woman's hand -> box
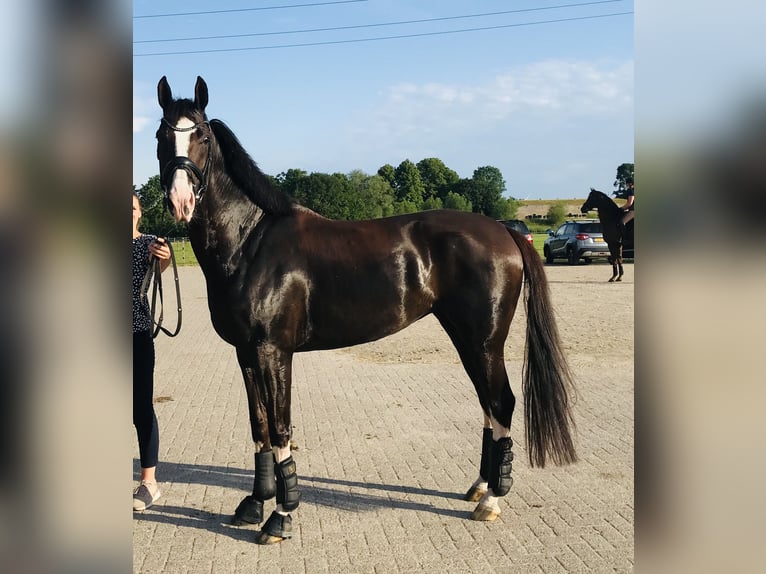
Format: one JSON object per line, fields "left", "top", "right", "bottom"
{"left": 149, "top": 238, "right": 172, "bottom": 272}
{"left": 148, "top": 238, "right": 171, "bottom": 260}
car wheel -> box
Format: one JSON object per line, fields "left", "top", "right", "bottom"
{"left": 567, "top": 247, "right": 578, "bottom": 265}
{"left": 544, "top": 246, "right": 554, "bottom": 264}
{"left": 583, "top": 258, "right": 592, "bottom": 264}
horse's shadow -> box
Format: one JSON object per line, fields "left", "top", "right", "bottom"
{"left": 133, "top": 460, "right": 470, "bottom": 540}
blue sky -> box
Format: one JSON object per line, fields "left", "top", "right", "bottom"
{"left": 133, "top": 0, "right": 634, "bottom": 200}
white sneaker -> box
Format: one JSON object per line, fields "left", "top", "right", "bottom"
{"left": 133, "top": 480, "right": 161, "bottom": 511}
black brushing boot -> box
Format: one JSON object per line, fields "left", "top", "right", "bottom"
{"left": 259, "top": 511, "right": 293, "bottom": 542}
{"left": 257, "top": 456, "right": 300, "bottom": 544}
{"left": 233, "top": 450, "right": 276, "bottom": 526}
{"left": 488, "top": 437, "right": 514, "bottom": 496}
{"left": 275, "top": 456, "right": 301, "bottom": 511}
{"left": 463, "top": 428, "right": 494, "bottom": 501}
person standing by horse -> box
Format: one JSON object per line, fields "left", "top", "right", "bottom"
{"left": 132, "top": 191, "right": 172, "bottom": 510}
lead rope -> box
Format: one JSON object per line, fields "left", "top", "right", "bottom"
{"left": 140, "top": 241, "right": 182, "bottom": 338}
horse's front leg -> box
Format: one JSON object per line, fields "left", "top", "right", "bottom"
{"left": 258, "top": 444, "right": 300, "bottom": 544}
{"left": 232, "top": 347, "right": 276, "bottom": 528}
{"left": 608, "top": 254, "right": 618, "bottom": 282}
{"left": 248, "top": 344, "right": 300, "bottom": 546}
{"left": 615, "top": 246, "right": 624, "bottom": 282}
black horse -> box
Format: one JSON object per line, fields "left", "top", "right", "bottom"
{"left": 156, "top": 76, "right": 577, "bottom": 544}
{"left": 581, "top": 188, "right": 634, "bottom": 282}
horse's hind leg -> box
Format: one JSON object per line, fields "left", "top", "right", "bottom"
{"left": 471, "top": 373, "right": 516, "bottom": 522}
{"left": 463, "top": 414, "right": 493, "bottom": 502}
{"left": 463, "top": 408, "right": 516, "bottom": 521}
{"left": 437, "top": 311, "right": 518, "bottom": 521}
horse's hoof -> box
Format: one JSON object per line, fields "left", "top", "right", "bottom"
{"left": 232, "top": 495, "right": 264, "bottom": 527}
{"left": 257, "top": 510, "right": 292, "bottom": 543}
{"left": 608, "top": 278, "right": 616, "bottom": 283}
{"left": 463, "top": 486, "right": 487, "bottom": 502}
{"left": 616, "top": 277, "right": 622, "bottom": 282}
{"left": 232, "top": 516, "right": 261, "bottom": 527}
{"left": 471, "top": 505, "right": 500, "bottom": 522}
{"left": 257, "top": 532, "right": 287, "bottom": 545}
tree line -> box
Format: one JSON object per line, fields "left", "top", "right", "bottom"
{"left": 135, "top": 158, "right": 634, "bottom": 238}
{"left": 134, "top": 158, "right": 519, "bottom": 237}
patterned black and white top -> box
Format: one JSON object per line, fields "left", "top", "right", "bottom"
{"left": 133, "top": 234, "right": 157, "bottom": 333}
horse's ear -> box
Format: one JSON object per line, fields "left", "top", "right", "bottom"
{"left": 158, "top": 76, "right": 173, "bottom": 110}
{"left": 590, "top": 187, "right": 596, "bottom": 192}
{"left": 194, "top": 76, "right": 208, "bottom": 111}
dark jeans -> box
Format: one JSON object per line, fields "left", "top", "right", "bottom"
{"left": 133, "top": 330, "right": 159, "bottom": 469}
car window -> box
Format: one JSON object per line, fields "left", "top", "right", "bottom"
{"left": 502, "top": 220, "right": 530, "bottom": 234}
{"left": 577, "top": 223, "right": 602, "bottom": 233}
{"left": 556, "top": 224, "right": 567, "bottom": 236}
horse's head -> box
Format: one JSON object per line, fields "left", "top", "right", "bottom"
{"left": 580, "top": 188, "right": 599, "bottom": 214}
{"left": 156, "top": 76, "right": 213, "bottom": 222}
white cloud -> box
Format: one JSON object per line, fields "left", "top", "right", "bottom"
{"left": 367, "top": 59, "right": 633, "bottom": 138}
{"left": 334, "top": 58, "right": 634, "bottom": 196}
{"left": 133, "top": 84, "right": 157, "bottom": 134}
{"left": 133, "top": 82, "right": 160, "bottom": 183}
{"left": 133, "top": 116, "right": 150, "bottom": 133}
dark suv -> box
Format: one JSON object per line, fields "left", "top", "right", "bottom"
{"left": 499, "top": 219, "right": 533, "bottom": 244}
{"left": 543, "top": 220, "right": 610, "bottom": 264}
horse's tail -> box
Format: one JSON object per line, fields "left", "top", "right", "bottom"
{"left": 507, "top": 230, "right": 578, "bottom": 468}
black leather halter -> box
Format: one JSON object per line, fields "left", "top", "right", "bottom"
{"left": 160, "top": 117, "right": 212, "bottom": 202}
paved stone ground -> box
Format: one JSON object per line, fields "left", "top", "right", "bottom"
{"left": 133, "top": 264, "right": 634, "bottom": 573}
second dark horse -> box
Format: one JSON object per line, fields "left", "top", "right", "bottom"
{"left": 156, "top": 76, "right": 577, "bottom": 544}
{"left": 581, "top": 188, "right": 634, "bottom": 282}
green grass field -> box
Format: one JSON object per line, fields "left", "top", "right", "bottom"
{"left": 170, "top": 239, "right": 198, "bottom": 266}
{"left": 532, "top": 234, "right": 547, "bottom": 258}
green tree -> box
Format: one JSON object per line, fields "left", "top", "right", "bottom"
{"left": 451, "top": 178, "right": 480, "bottom": 211}
{"left": 416, "top": 158, "right": 459, "bottom": 202}
{"left": 494, "top": 197, "right": 520, "bottom": 220}
{"left": 300, "top": 172, "right": 353, "bottom": 219}
{"left": 546, "top": 202, "right": 567, "bottom": 227}
{"left": 393, "top": 160, "right": 426, "bottom": 208}
{"left": 471, "top": 165, "right": 508, "bottom": 218}
{"left": 347, "top": 170, "right": 396, "bottom": 219}
{"left": 613, "top": 163, "right": 635, "bottom": 199}
{"left": 442, "top": 191, "right": 472, "bottom": 212}
{"left": 275, "top": 168, "right": 308, "bottom": 200}
{"left": 392, "top": 200, "right": 420, "bottom": 215}
{"left": 421, "top": 197, "right": 444, "bottom": 210}
{"left": 377, "top": 164, "right": 396, "bottom": 188}
{"left": 453, "top": 166, "right": 511, "bottom": 218}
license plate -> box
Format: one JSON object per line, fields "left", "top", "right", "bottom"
{"left": 594, "top": 237, "right": 604, "bottom": 242}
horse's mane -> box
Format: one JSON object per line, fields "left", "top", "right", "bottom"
{"left": 589, "top": 188, "right": 621, "bottom": 215}
{"left": 209, "top": 118, "right": 295, "bottom": 216}
{"left": 590, "top": 188, "right": 613, "bottom": 202}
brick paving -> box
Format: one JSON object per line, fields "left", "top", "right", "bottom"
{"left": 133, "top": 265, "right": 634, "bottom": 573}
